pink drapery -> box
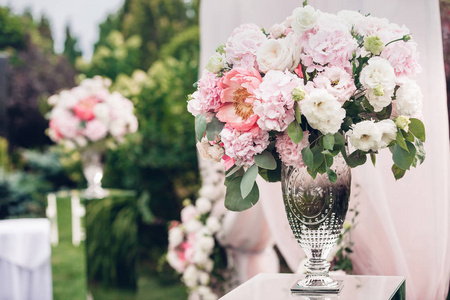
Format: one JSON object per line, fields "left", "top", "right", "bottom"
{"left": 200, "top": 1, "right": 450, "bottom": 299}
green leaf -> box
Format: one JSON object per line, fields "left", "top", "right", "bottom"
{"left": 259, "top": 158, "right": 282, "bottom": 182}
{"left": 326, "top": 167, "right": 337, "bottom": 183}
{"left": 312, "top": 145, "right": 325, "bottom": 171}
{"left": 294, "top": 103, "right": 302, "bottom": 124}
{"left": 301, "top": 146, "right": 314, "bottom": 170}
{"left": 409, "top": 118, "right": 426, "bottom": 142}
{"left": 195, "top": 114, "right": 207, "bottom": 141}
{"left": 345, "top": 150, "right": 367, "bottom": 168}
{"left": 323, "top": 134, "right": 335, "bottom": 150}
{"left": 254, "top": 151, "right": 277, "bottom": 170}
{"left": 391, "top": 164, "right": 406, "bottom": 180}
{"left": 225, "top": 167, "right": 244, "bottom": 186}
{"left": 412, "top": 139, "right": 426, "bottom": 167}
{"left": 392, "top": 141, "right": 416, "bottom": 170}
{"left": 287, "top": 121, "right": 303, "bottom": 144}
{"left": 324, "top": 153, "right": 334, "bottom": 167}
{"left": 370, "top": 152, "right": 376, "bottom": 166}
{"left": 402, "top": 130, "right": 415, "bottom": 143}
{"left": 240, "top": 164, "right": 258, "bottom": 198}
{"left": 396, "top": 130, "right": 408, "bottom": 151}
{"left": 225, "top": 165, "right": 242, "bottom": 177}
{"left": 206, "top": 117, "right": 225, "bottom": 141}
{"left": 225, "top": 177, "right": 259, "bottom": 211}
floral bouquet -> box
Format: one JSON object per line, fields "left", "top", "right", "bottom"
{"left": 167, "top": 199, "right": 223, "bottom": 300}
{"left": 47, "top": 76, "right": 138, "bottom": 149}
{"left": 187, "top": 3, "right": 426, "bottom": 212}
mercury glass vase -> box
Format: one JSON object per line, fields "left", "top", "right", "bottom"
{"left": 281, "top": 154, "right": 351, "bottom": 294}
{"left": 81, "top": 146, "right": 109, "bottom": 199}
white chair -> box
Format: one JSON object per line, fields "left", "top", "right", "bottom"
{"left": 0, "top": 218, "right": 53, "bottom": 300}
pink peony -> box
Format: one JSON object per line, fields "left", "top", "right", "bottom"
{"left": 187, "top": 72, "right": 223, "bottom": 116}
{"left": 83, "top": 120, "right": 108, "bottom": 141}
{"left": 225, "top": 23, "right": 267, "bottom": 70}
{"left": 276, "top": 131, "right": 310, "bottom": 168}
{"left": 300, "top": 14, "right": 358, "bottom": 72}
{"left": 51, "top": 111, "right": 80, "bottom": 140}
{"left": 216, "top": 68, "right": 262, "bottom": 132}
{"left": 220, "top": 125, "right": 270, "bottom": 167}
{"left": 253, "top": 70, "right": 303, "bottom": 132}
{"left": 313, "top": 66, "right": 356, "bottom": 103}
{"left": 73, "top": 96, "right": 101, "bottom": 121}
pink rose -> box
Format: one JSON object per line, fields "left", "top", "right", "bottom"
{"left": 73, "top": 96, "right": 101, "bottom": 121}
{"left": 83, "top": 119, "right": 108, "bottom": 141}
{"left": 216, "top": 68, "right": 262, "bottom": 132}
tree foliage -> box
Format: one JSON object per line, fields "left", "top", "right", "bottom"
{"left": 63, "top": 25, "right": 82, "bottom": 66}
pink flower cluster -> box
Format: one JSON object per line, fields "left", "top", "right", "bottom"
{"left": 47, "top": 76, "right": 138, "bottom": 148}
{"left": 187, "top": 72, "right": 222, "bottom": 116}
{"left": 276, "top": 131, "right": 310, "bottom": 168}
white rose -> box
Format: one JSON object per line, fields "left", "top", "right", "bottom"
{"left": 377, "top": 119, "right": 397, "bottom": 148}
{"left": 48, "top": 95, "right": 59, "bottom": 106}
{"left": 74, "top": 136, "right": 88, "bottom": 148}
{"left": 366, "top": 89, "right": 394, "bottom": 112}
{"left": 185, "top": 219, "right": 203, "bottom": 233}
{"left": 269, "top": 23, "right": 286, "bottom": 39}
{"left": 349, "top": 120, "right": 382, "bottom": 152}
{"left": 204, "top": 259, "right": 214, "bottom": 272}
{"left": 291, "top": 5, "right": 319, "bottom": 34}
{"left": 256, "top": 33, "right": 301, "bottom": 73}
{"left": 396, "top": 80, "right": 423, "bottom": 116}
{"left": 301, "top": 89, "right": 346, "bottom": 134}
{"left": 93, "top": 103, "right": 110, "bottom": 123}
{"left": 199, "top": 184, "right": 221, "bottom": 200}
{"left": 195, "top": 197, "right": 212, "bottom": 214}
{"left": 168, "top": 227, "right": 184, "bottom": 247}
{"left": 193, "top": 250, "right": 209, "bottom": 265}
{"left": 206, "top": 216, "right": 221, "bottom": 233}
{"left": 197, "top": 235, "right": 215, "bottom": 252}
{"left": 167, "top": 250, "right": 184, "bottom": 273}
{"left": 205, "top": 53, "right": 226, "bottom": 73}
{"left": 207, "top": 144, "right": 224, "bottom": 163}
{"left": 183, "top": 265, "right": 199, "bottom": 288}
{"left": 360, "top": 57, "right": 396, "bottom": 91}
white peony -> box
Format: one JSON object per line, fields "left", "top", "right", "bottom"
{"left": 168, "top": 227, "right": 184, "bottom": 247}
{"left": 366, "top": 89, "right": 394, "bottom": 112}
{"left": 195, "top": 197, "right": 212, "bottom": 214}
{"left": 256, "top": 33, "right": 301, "bottom": 73}
{"left": 377, "top": 119, "right": 397, "bottom": 148}
{"left": 205, "top": 53, "right": 226, "bottom": 73}
{"left": 396, "top": 79, "right": 423, "bottom": 116}
{"left": 337, "top": 10, "right": 365, "bottom": 30}
{"left": 206, "top": 216, "right": 221, "bottom": 233}
{"left": 360, "top": 57, "right": 396, "bottom": 92}
{"left": 301, "top": 89, "right": 346, "bottom": 134}
{"left": 291, "top": 5, "right": 320, "bottom": 34}
{"left": 183, "top": 265, "right": 199, "bottom": 288}
{"left": 349, "top": 120, "right": 382, "bottom": 152}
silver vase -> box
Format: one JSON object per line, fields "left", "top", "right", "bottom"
{"left": 81, "top": 146, "right": 109, "bottom": 199}
{"left": 281, "top": 154, "right": 351, "bottom": 294}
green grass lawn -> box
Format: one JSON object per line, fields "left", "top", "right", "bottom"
{"left": 51, "top": 196, "right": 187, "bottom": 300}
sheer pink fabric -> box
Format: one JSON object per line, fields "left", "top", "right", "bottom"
{"left": 200, "top": 1, "right": 450, "bottom": 299}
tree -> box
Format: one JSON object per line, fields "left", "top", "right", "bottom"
{"left": 0, "top": 6, "right": 25, "bottom": 50}
{"left": 63, "top": 24, "right": 82, "bottom": 66}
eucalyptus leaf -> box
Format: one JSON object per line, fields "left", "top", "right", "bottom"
{"left": 225, "top": 165, "right": 242, "bottom": 178}
{"left": 195, "top": 114, "right": 207, "bottom": 141}
{"left": 409, "top": 118, "right": 426, "bottom": 142}
{"left": 326, "top": 167, "right": 337, "bottom": 183}
{"left": 287, "top": 121, "right": 303, "bottom": 144}
{"left": 254, "top": 151, "right": 277, "bottom": 170}
{"left": 206, "top": 117, "right": 225, "bottom": 140}
{"left": 240, "top": 165, "right": 258, "bottom": 198}
{"left": 323, "top": 134, "right": 335, "bottom": 150}
{"left": 392, "top": 141, "right": 416, "bottom": 170}
{"left": 312, "top": 145, "right": 325, "bottom": 171}
{"left": 396, "top": 131, "right": 408, "bottom": 151}
{"left": 391, "top": 164, "right": 406, "bottom": 180}
{"left": 302, "top": 146, "right": 314, "bottom": 170}
{"left": 225, "top": 177, "right": 259, "bottom": 212}
{"left": 345, "top": 150, "right": 367, "bottom": 168}
{"left": 225, "top": 167, "right": 244, "bottom": 186}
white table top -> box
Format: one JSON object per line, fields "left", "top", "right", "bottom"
{"left": 221, "top": 273, "right": 405, "bottom": 300}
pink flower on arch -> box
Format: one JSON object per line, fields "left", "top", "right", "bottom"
{"left": 73, "top": 96, "right": 101, "bottom": 121}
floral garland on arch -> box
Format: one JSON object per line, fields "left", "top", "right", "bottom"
{"left": 187, "top": 3, "right": 426, "bottom": 212}
{"left": 47, "top": 76, "right": 138, "bottom": 149}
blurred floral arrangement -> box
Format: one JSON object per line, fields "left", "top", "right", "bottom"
{"left": 167, "top": 198, "right": 223, "bottom": 300}
{"left": 187, "top": 3, "right": 426, "bottom": 212}
{"left": 47, "top": 76, "right": 138, "bottom": 149}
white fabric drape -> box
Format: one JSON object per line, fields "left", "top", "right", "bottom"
{"left": 199, "top": 1, "right": 450, "bottom": 299}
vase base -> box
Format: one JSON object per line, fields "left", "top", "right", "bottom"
{"left": 291, "top": 280, "right": 343, "bottom": 294}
